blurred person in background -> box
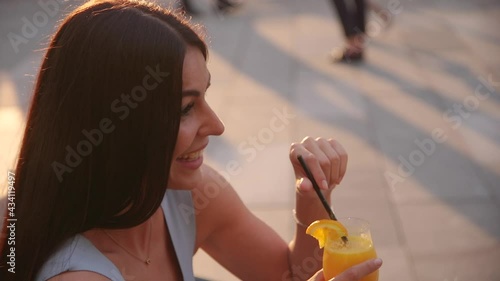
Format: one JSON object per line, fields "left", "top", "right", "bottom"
{"left": 328, "top": 0, "right": 392, "bottom": 63}
{"left": 329, "top": 0, "right": 367, "bottom": 62}
{"left": 0, "top": 1, "right": 382, "bottom": 280}
{"left": 180, "top": 0, "right": 242, "bottom": 15}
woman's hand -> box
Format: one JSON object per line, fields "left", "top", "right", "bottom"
{"left": 290, "top": 137, "right": 348, "bottom": 193}
{"left": 288, "top": 137, "right": 350, "bottom": 277}
{"left": 307, "top": 258, "right": 382, "bottom": 281}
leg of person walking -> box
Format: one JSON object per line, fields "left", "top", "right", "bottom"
{"left": 216, "top": 0, "right": 242, "bottom": 13}
{"left": 329, "top": 0, "right": 366, "bottom": 63}
{"left": 330, "top": 0, "right": 353, "bottom": 38}
{"left": 180, "top": 0, "right": 242, "bottom": 15}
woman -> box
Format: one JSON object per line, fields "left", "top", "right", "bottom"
{"left": 0, "top": 1, "right": 381, "bottom": 280}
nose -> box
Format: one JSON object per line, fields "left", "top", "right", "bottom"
{"left": 199, "top": 105, "right": 225, "bottom": 137}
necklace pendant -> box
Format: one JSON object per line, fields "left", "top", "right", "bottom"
{"left": 145, "top": 258, "right": 151, "bottom": 265}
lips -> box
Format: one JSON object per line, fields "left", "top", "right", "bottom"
{"left": 177, "top": 149, "right": 204, "bottom": 161}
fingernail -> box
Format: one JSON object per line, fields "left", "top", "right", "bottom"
{"left": 322, "top": 180, "right": 328, "bottom": 190}
{"left": 373, "top": 258, "right": 383, "bottom": 266}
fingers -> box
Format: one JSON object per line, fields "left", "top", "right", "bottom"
{"left": 307, "top": 269, "right": 325, "bottom": 281}
{"left": 290, "top": 137, "right": 348, "bottom": 191}
{"left": 333, "top": 258, "right": 383, "bottom": 281}
{"left": 308, "top": 259, "right": 382, "bottom": 281}
{"left": 317, "top": 138, "right": 340, "bottom": 187}
{"left": 328, "top": 138, "right": 348, "bottom": 184}
{"left": 298, "top": 144, "right": 329, "bottom": 190}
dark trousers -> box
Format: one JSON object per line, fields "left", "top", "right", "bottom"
{"left": 330, "top": 0, "right": 366, "bottom": 38}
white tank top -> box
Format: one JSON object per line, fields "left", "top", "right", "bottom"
{"left": 36, "top": 189, "right": 197, "bottom": 281}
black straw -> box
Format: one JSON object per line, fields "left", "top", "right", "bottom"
{"left": 297, "top": 155, "right": 338, "bottom": 221}
{"left": 297, "top": 155, "right": 348, "bottom": 243}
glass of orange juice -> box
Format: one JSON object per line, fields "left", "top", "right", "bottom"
{"left": 322, "top": 217, "right": 378, "bottom": 281}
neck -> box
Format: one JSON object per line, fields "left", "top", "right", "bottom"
{"left": 102, "top": 210, "right": 158, "bottom": 254}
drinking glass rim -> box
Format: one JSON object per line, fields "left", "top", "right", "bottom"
{"left": 337, "top": 217, "right": 371, "bottom": 233}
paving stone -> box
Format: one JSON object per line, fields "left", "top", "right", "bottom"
{"left": 398, "top": 200, "right": 500, "bottom": 257}
{"left": 2, "top": 1, "right": 500, "bottom": 281}
{"left": 413, "top": 246, "right": 500, "bottom": 281}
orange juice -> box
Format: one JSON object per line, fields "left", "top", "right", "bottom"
{"left": 306, "top": 218, "right": 379, "bottom": 281}
{"left": 323, "top": 235, "right": 378, "bottom": 281}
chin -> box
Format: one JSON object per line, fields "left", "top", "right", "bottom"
{"left": 168, "top": 167, "right": 204, "bottom": 190}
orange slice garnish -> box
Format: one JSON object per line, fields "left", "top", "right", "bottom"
{"left": 306, "top": 219, "right": 348, "bottom": 248}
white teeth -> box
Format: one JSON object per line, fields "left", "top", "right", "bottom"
{"left": 178, "top": 149, "right": 203, "bottom": 160}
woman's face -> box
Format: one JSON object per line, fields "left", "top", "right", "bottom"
{"left": 168, "top": 46, "right": 225, "bottom": 189}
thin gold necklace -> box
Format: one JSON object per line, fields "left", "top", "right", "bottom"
{"left": 103, "top": 218, "right": 152, "bottom": 265}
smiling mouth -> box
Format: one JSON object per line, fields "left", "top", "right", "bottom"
{"left": 177, "top": 149, "right": 204, "bottom": 161}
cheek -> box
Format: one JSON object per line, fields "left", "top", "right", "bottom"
{"left": 173, "top": 124, "right": 192, "bottom": 157}
{"left": 173, "top": 133, "right": 185, "bottom": 158}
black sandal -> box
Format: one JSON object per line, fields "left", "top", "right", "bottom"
{"left": 330, "top": 48, "right": 364, "bottom": 63}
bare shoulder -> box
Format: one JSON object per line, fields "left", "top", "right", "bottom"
{"left": 194, "top": 164, "right": 249, "bottom": 245}
{"left": 47, "top": 271, "right": 111, "bottom": 281}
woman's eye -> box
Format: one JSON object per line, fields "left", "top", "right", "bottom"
{"left": 181, "top": 102, "right": 195, "bottom": 116}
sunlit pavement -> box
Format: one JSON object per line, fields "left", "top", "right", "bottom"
{"left": 1, "top": 0, "right": 499, "bottom": 280}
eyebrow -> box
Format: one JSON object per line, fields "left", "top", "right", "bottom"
{"left": 182, "top": 73, "right": 211, "bottom": 97}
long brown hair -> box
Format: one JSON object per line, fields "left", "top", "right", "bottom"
{"left": 0, "top": 1, "right": 207, "bottom": 280}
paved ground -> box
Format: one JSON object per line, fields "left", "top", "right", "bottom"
{"left": 1, "top": 0, "right": 499, "bottom": 280}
